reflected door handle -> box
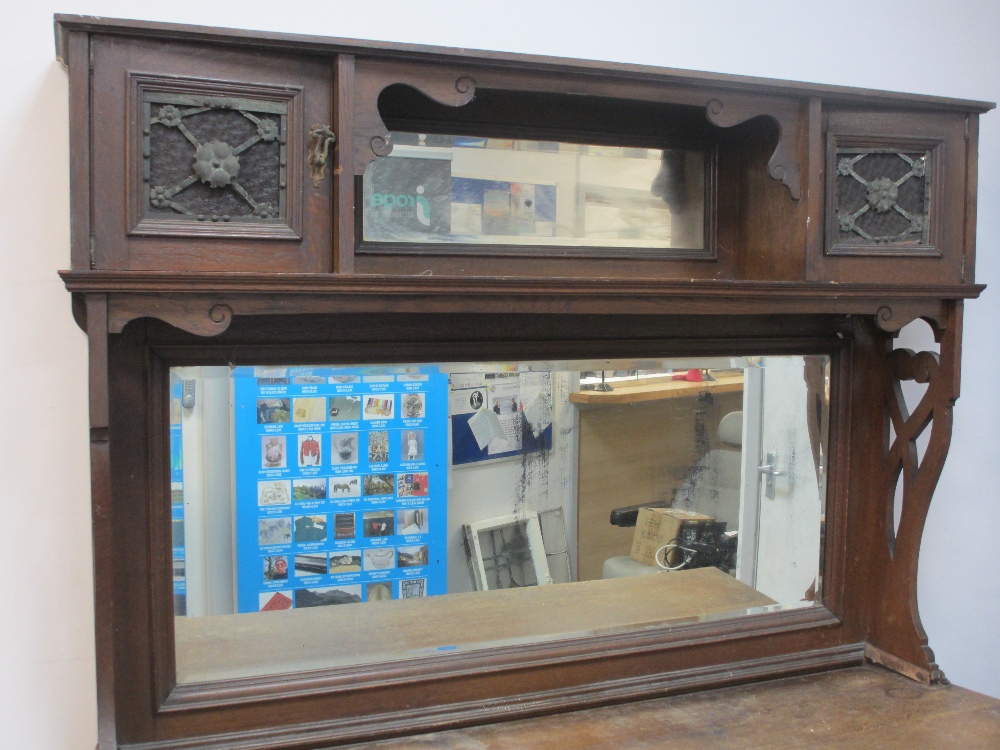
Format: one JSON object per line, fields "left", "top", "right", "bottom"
{"left": 758, "top": 452, "right": 785, "bottom": 499}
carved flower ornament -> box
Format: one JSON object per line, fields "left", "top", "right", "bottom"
{"left": 866, "top": 177, "right": 899, "bottom": 213}
{"left": 257, "top": 118, "right": 279, "bottom": 142}
{"left": 253, "top": 202, "right": 278, "bottom": 219}
{"left": 193, "top": 141, "right": 240, "bottom": 188}
{"left": 149, "top": 185, "right": 171, "bottom": 208}
{"left": 157, "top": 104, "right": 182, "bottom": 127}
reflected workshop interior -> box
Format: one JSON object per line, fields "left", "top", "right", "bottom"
{"left": 170, "top": 356, "right": 829, "bottom": 683}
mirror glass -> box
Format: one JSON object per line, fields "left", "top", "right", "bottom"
{"left": 362, "top": 133, "right": 706, "bottom": 250}
{"left": 170, "top": 355, "right": 828, "bottom": 683}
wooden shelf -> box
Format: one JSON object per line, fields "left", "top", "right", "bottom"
{"left": 570, "top": 373, "right": 744, "bottom": 405}
{"left": 175, "top": 567, "right": 774, "bottom": 683}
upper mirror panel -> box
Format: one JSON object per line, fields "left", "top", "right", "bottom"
{"left": 171, "top": 355, "right": 828, "bottom": 683}
{"left": 362, "top": 133, "right": 707, "bottom": 252}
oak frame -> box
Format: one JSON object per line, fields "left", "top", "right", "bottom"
{"left": 54, "top": 13, "right": 991, "bottom": 750}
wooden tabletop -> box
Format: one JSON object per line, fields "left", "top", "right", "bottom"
{"left": 340, "top": 665, "right": 1000, "bottom": 749}
{"left": 569, "top": 373, "right": 744, "bottom": 405}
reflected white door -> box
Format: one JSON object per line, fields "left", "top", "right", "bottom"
{"left": 738, "top": 357, "right": 823, "bottom": 603}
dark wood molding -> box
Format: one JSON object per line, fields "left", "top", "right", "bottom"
{"left": 66, "top": 30, "right": 91, "bottom": 270}
{"left": 85, "top": 296, "right": 117, "bottom": 750}
{"left": 54, "top": 15, "right": 995, "bottom": 115}
{"left": 127, "top": 644, "right": 863, "bottom": 749}
{"left": 59, "top": 271, "right": 986, "bottom": 298}
{"left": 161, "top": 606, "right": 841, "bottom": 712}
{"left": 56, "top": 272, "right": 982, "bottom": 338}
{"left": 334, "top": 55, "right": 355, "bottom": 274}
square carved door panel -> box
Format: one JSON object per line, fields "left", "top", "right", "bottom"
{"left": 814, "top": 109, "right": 971, "bottom": 284}
{"left": 134, "top": 74, "right": 298, "bottom": 237}
{"left": 90, "top": 37, "right": 333, "bottom": 272}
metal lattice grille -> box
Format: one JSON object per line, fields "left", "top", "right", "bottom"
{"left": 143, "top": 92, "right": 288, "bottom": 223}
{"left": 835, "top": 149, "right": 931, "bottom": 245}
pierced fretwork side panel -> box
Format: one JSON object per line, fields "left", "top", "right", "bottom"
{"left": 144, "top": 92, "right": 288, "bottom": 224}
{"left": 869, "top": 303, "right": 962, "bottom": 684}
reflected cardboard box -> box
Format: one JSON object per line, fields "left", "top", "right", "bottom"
{"left": 631, "top": 507, "right": 714, "bottom": 567}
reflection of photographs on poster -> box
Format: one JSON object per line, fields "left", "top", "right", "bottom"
{"left": 256, "top": 377, "right": 289, "bottom": 386}
{"left": 397, "top": 508, "right": 428, "bottom": 535}
{"left": 293, "top": 397, "right": 327, "bottom": 423}
{"left": 174, "top": 593, "right": 187, "bottom": 616}
{"left": 298, "top": 434, "right": 321, "bottom": 467}
{"left": 258, "top": 517, "right": 291, "bottom": 546}
{"left": 330, "top": 432, "right": 359, "bottom": 465}
{"left": 400, "top": 578, "right": 427, "bottom": 598}
{"left": 363, "top": 510, "right": 395, "bottom": 537}
{"left": 259, "top": 591, "right": 293, "bottom": 612}
{"left": 292, "top": 375, "right": 325, "bottom": 385}
{"left": 469, "top": 390, "right": 484, "bottom": 410}
{"left": 397, "top": 472, "right": 429, "bottom": 497}
{"left": 401, "top": 392, "right": 426, "bottom": 418}
{"left": 257, "top": 398, "right": 290, "bottom": 423}
{"left": 172, "top": 519, "right": 185, "bottom": 548}
{"left": 329, "top": 396, "right": 361, "bottom": 421}
{"left": 398, "top": 545, "right": 429, "bottom": 568}
{"left": 329, "top": 476, "right": 360, "bottom": 498}
{"left": 328, "top": 550, "right": 361, "bottom": 573}
{"left": 171, "top": 482, "right": 184, "bottom": 505}
{"left": 363, "top": 394, "right": 395, "bottom": 420}
{"left": 397, "top": 373, "right": 428, "bottom": 382}
{"left": 262, "top": 435, "right": 286, "bottom": 468}
{"left": 295, "top": 585, "right": 362, "bottom": 608}
{"left": 294, "top": 515, "right": 327, "bottom": 544}
{"left": 292, "top": 478, "right": 326, "bottom": 501}
{"left": 401, "top": 430, "right": 424, "bottom": 462}
{"left": 366, "top": 582, "right": 393, "bottom": 602}
{"left": 173, "top": 558, "right": 185, "bottom": 581}
{"left": 490, "top": 389, "right": 520, "bottom": 415}
{"left": 294, "top": 552, "right": 328, "bottom": 576}
{"left": 363, "top": 474, "right": 395, "bottom": 496}
{"left": 368, "top": 431, "right": 389, "bottom": 463}
{"left": 329, "top": 375, "right": 359, "bottom": 384}
{"left": 171, "top": 396, "right": 182, "bottom": 425}
{"left": 263, "top": 555, "right": 288, "bottom": 581}
{"left": 258, "top": 480, "right": 291, "bottom": 506}
{"left": 334, "top": 513, "right": 356, "bottom": 539}
{"left": 363, "top": 547, "right": 396, "bottom": 571}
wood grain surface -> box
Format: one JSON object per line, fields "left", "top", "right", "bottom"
{"left": 175, "top": 567, "right": 775, "bottom": 683}
{"left": 337, "top": 665, "right": 1000, "bottom": 749}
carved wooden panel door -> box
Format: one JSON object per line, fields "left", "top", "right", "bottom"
{"left": 89, "top": 37, "right": 334, "bottom": 272}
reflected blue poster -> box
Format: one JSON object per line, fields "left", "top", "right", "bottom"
{"left": 232, "top": 366, "right": 448, "bottom": 613}
{"left": 169, "top": 374, "right": 186, "bottom": 615}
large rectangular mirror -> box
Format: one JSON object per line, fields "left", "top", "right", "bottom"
{"left": 170, "top": 355, "right": 828, "bottom": 683}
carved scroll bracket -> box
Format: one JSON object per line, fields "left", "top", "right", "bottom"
{"left": 353, "top": 61, "right": 477, "bottom": 174}
{"left": 706, "top": 96, "right": 802, "bottom": 200}
{"left": 869, "top": 300, "right": 963, "bottom": 684}
{"left": 874, "top": 304, "right": 948, "bottom": 339}
{"left": 108, "top": 299, "right": 234, "bottom": 337}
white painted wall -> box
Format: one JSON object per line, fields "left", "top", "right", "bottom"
{"left": 2, "top": 2, "right": 997, "bottom": 747}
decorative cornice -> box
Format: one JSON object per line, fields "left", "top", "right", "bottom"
{"left": 58, "top": 271, "right": 986, "bottom": 300}
{"left": 54, "top": 15, "right": 994, "bottom": 114}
